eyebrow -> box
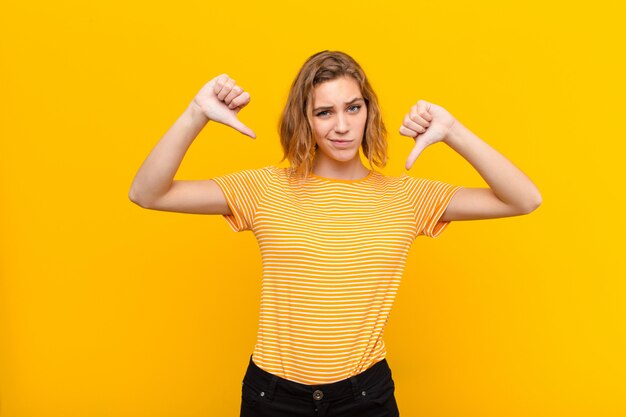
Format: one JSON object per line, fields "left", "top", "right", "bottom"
{"left": 313, "top": 97, "right": 365, "bottom": 112}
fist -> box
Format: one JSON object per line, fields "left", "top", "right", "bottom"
{"left": 399, "top": 99, "right": 457, "bottom": 170}
{"left": 192, "top": 74, "right": 256, "bottom": 139}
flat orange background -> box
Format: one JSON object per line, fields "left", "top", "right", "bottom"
{"left": 1, "top": 0, "right": 625, "bottom": 416}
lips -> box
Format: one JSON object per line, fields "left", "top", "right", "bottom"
{"left": 329, "top": 139, "right": 353, "bottom": 148}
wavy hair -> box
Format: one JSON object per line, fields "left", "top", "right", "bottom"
{"left": 277, "top": 50, "right": 388, "bottom": 182}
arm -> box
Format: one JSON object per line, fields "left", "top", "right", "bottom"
{"left": 128, "top": 102, "right": 208, "bottom": 206}
{"left": 128, "top": 74, "right": 255, "bottom": 213}
{"left": 400, "top": 99, "right": 542, "bottom": 222}
{"left": 440, "top": 120, "right": 543, "bottom": 221}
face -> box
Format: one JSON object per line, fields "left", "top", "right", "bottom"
{"left": 310, "top": 76, "right": 367, "bottom": 165}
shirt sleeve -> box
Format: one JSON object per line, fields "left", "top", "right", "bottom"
{"left": 210, "top": 166, "right": 273, "bottom": 232}
{"left": 401, "top": 175, "right": 463, "bottom": 238}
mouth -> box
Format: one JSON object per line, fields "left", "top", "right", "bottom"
{"left": 329, "top": 139, "right": 353, "bottom": 143}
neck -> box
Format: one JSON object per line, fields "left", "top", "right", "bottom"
{"left": 311, "top": 156, "right": 370, "bottom": 181}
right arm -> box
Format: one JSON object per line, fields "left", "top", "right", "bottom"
{"left": 128, "top": 74, "right": 255, "bottom": 214}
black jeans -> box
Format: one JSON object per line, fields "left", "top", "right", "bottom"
{"left": 240, "top": 354, "right": 400, "bottom": 417}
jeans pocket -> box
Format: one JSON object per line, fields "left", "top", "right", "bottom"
{"left": 362, "top": 373, "right": 398, "bottom": 408}
{"left": 241, "top": 380, "right": 260, "bottom": 407}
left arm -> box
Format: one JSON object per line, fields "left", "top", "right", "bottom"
{"left": 400, "top": 99, "right": 542, "bottom": 222}
{"left": 440, "top": 120, "right": 543, "bottom": 221}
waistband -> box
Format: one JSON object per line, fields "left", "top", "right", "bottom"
{"left": 242, "top": 354, "right": 392, "bottom": 402}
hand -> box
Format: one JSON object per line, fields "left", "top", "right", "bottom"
{"left": 399, "top": 99, "right": 457, "bottom": 170}
{"left": 191, "top": 74, "right": 256, "bottom": 139}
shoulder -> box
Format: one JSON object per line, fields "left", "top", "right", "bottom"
{"left": 397, "top": 173, "right": 443, "bottom": 187}
{"left": 371, "top": 170, "right": 412, "bottom": 187}
{"left": 393, "top": 173, "right": 455, "bottom": 199}
{"left": 264, "top": 165, "right": 289, "bottom": 181}
{"left": 238, "top": 164, "right": 279, "bottom": 179}
{"left": 212, "top": 165, "right": 278, "bottom": 190}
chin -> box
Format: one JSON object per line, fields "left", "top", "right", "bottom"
{"left": 328, "top": 150, "right": 358, "bottom": 160}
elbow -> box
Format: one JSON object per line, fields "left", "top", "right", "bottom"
{"left": 129, "top": 194, "right": 142, "bottom": 207}
{"left": 522, "top": 193, "right": 543, "bottom": 214}
{"left": 128, "top": 188, "right": 148, "bottom": 208}
{"left": 128, "top": 187, "right": 138, "bottom": 204}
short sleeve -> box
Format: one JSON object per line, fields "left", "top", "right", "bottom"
{"left": 210, "top": 166, "right": 273, "bottom": 232}
{"left": 401, "top": 175, "right": 463, "bottom": 238}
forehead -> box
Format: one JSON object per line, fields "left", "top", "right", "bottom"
{"left": 313, "top": 76, "right": 362, "bottom": 103}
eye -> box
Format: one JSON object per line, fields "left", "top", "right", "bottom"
{"left": 316, "top": 105, "right": 361, "bottom": 117}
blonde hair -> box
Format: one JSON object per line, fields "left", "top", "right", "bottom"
{"left": 277, "top": 50, "right": 388, "bottom": 182}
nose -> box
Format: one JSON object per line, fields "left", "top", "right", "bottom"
{"left": 334, "top": 112, "right": 349, "bottom": 134}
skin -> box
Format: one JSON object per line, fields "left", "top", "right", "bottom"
{"left": 131, "top": 73, "right": 542, "bottom": 222}
{"left": 309, "top": 76, "right": 371, "bottom": 180}
{"left": 206, "top": 72, "right": 543, "bottom": 220}
{"left": 399, "top": 99, "right": 543, "bottom": 220}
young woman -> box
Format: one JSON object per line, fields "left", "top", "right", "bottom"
{"left": 129, "top": 50, "right": 542, "bottom": 417}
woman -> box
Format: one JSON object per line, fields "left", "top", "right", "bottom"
{"left": 129, "top": 50, "right": 542, "bottom": 417}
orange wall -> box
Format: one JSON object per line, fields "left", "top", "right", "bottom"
{"left": 1, "top": 0, "right": 624, "bottom": 416}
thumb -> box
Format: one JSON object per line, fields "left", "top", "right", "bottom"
{"left": 405, "top": 137, "right": 428, "bottom": 170}
{"left": 405, "top": 125, "right": 443, "bottom": 170}
{"left": 228, "top": 116, "right": 257, "bottom": 139}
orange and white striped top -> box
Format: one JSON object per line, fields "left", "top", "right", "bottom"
{"left": 211, "top": 165, "right": 462, "bottom": 385}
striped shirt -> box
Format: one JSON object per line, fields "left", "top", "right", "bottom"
{"left": 211, "top": 165, "right": 463, "bottom": 385}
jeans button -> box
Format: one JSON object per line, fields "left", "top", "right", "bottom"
{"left": 313, "top": 390, "right": 324, "bottom": 400}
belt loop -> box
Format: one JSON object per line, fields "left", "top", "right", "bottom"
{"left": 350, "top": 375, "right": 361, "bottom": 401}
